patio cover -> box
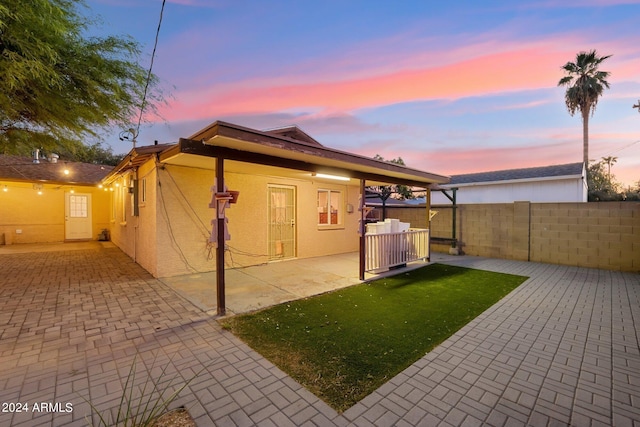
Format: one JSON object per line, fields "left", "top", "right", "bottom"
{"left": 135, "top": 121, "right": 450, "bottom": 315}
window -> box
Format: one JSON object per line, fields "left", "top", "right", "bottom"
{"left": 120, "top": 181, "right": 127, "bottom": 223}
{"left": 140, "top": 178, "right": 147, "bottom": 204}
{"left": 317, "top": 189, "right": 342, "bottom": 226}
{"left": 69, "top": 195, "right": 88, "bottom": 218}
{"left": 110, "top": 189, "right": 116, "bottom": 222}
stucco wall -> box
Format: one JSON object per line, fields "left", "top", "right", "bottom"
{"left": 110, "top": 161, "right": 360, "bottom": 278}
{"left": 108, "top": 162, "right": 159, "bottom": 276}
{"left": 0, "top": 181, "right": 110, "bottom": 244}
{"left": 386, "top": 202, "right": 640, "bottom": 272}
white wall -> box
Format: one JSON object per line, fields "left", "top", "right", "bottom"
{"left": 431, "top": 178, "right": 587, "bottom": 204}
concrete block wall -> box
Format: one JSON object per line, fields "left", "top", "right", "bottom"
{"left": 530, "top": 202, "right": 639, "bottom": 271}
{"left": 386, "top": 201, "right": 640, "bottom": 272}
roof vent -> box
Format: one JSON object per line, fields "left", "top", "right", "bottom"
{"left": 49, "top": 153, "right": 59, "bottom": 163}
{"left": 32, "top": 149, "right": 40, "bottom": 164}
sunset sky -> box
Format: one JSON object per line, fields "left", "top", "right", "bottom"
{"left": 89, "top": 0, "right": 640, "bottom": 186}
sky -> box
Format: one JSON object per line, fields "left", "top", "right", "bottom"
{"left": 89, "top": 0, "right": 640, "bottom": 187}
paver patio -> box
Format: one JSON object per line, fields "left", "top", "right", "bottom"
{"left": 0, "top": 242, "right": 638, "bottom": 426}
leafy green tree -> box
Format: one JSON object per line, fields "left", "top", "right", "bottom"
{"left": 587, "top": 160, "right": 622, "bottom": 201}
{"left": 558, "top": 50, "right": 611, "bottom": 167}
{"left": 367, "top": 155, "right": 417, "bottom": 220}
{"left": 0, "top": 0, "right": 163, "bottom": 162}
{"left": 371, "top": 155, "right": 415, "bottom": 200}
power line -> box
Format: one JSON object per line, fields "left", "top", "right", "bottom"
{"left": 134, "top": 0, "right": 166, "bottom": 146}
{"left": 596, "top": 139, "right": 640, "bottom": 158}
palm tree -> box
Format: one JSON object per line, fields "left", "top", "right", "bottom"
{"left": 602, "top": 155, "right": 617, "bottom": 184}
{"left": 558, "top": 50, "right": 611, "bottom": 167}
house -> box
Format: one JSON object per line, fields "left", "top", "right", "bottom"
{"left": 102, "top": 121, "right": 450, "bottom": 282}
{"left": 0, "top": 152, "right": 112, "bottom": 245}
{"left": 430, "top": 162, "right": 587, "bottom": 204}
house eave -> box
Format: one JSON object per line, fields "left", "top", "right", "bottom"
{"left": 437, "top": 174, "right": 584, "bottom": 188}
{"left": 177, "top": 121, "right": 449, "bottom": 187}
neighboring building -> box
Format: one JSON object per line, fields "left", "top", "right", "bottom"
{"left": 430, "top": 163, "right": 587, "bottom": 204}
{"left": 0, "top": 152, "right": 112, "bottom": 244}
{"left": 103, "top": 121, "right": 449, "bottom": 278}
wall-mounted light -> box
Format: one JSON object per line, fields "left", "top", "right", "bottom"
{"left": 2, "top": 185, "right": 8, "bottom": 192}
{"left": 312, "top": 173, "right": 350, "bottom": 181}
{"left": 33, "top": 183, "right": 43, "bottom": 195}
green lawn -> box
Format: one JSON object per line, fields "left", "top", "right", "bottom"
{"left": 222, "top": 263, "right": 527, "bottom": 412}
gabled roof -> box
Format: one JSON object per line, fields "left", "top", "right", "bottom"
{"left": 446, "top": 162, "right": 584, "bottom": 186}
{"left": 263, "top": 125, "right": 323, "bottom": 146}
{"left": 0, "top": 155, "right": 112, "bottom": 185}
{"left": 104, "top": 143, "right": 175, "bottom": 179}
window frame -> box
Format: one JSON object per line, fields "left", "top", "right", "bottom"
{"left": 317, "top": 188, "right": 343, "bottom": 229}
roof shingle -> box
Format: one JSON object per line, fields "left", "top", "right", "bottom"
{"left": 0, "top": 155, "right": 113, "bottom": 185}
{"left": 448, "top": 162, "right": 584, "bottom": 185}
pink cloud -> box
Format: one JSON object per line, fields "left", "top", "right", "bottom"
{"left": 160, "top": 45, "right": 578, "bottom": 121}
{"left": 397, "top": 142, "right": 578, "bottom": 177}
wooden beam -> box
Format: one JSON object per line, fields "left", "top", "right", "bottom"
{"left": 216, "top": 156, "right": 226, "bottom": 316}
{"left": 175, "top": 138, "right": 436, "bottom": 187}
{"left": 359, "top": 179, "right": 366, "bottom": 280}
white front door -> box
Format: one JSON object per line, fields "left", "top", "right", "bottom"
{"left": 65, "top": 192, "right": 92, "bottom": 240}
{"left": 268, "top": 185, "right": 296, "bottom": 260}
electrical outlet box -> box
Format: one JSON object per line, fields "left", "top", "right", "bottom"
{"left": 15, "top": 229, "right": 22, "bottom": 234}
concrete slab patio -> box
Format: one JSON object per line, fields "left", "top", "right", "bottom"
{"left": 159, "top": 252, "right": 428, "bottom": 315}
{"left": 0, "top": 242, "right": 639, "bottom": 426}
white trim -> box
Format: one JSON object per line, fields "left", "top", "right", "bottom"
{"left": 441, "top": 174, "right": 583, "bottom": 188}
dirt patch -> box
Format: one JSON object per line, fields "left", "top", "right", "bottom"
{"left": 152, "top": 408, "right": 196, "bottom": 427}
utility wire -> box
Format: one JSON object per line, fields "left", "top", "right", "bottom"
{"left": 134, "top": 0, "right": 166, "bottom": 145}
{"left": 595, "top": 139, "right": 640, "bottom": 158}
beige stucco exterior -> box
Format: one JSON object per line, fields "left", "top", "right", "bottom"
{"left": 107, "top": 159, "right": 361, "bottom": 278}
{"left": 0, "top": 181, "right": 110, "bottom": 245}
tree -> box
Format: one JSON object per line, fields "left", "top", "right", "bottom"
{"left": 558, "top": 50, "right": 611, "bottom": 167}
{"left": 367, "top": 155, "right": 416, "bottom": 220}
{"left": 634, "top": 100, "right": 640, "bottom": 113}
{"left": 0, "top": 0, "right": 163, "bottom": 161}
{"left": 601, "top": 155, "right": 617, "bottom": 185}
{"left": 587, "top": 160, "right": 622, "bottom": 201}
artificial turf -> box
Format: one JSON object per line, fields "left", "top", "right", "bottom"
{"left": 222, "top": 263, "right": 527, "bottom": 411}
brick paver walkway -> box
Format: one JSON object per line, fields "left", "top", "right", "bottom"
{"left": 0, "top": 244, "right": 638, "bottom": 426}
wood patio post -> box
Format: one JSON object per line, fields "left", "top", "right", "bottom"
{"left": 216, "top": 156, "right": 226, "bottom": 316}
{"left": 359, "top": 179, "right": 366, "bottom": 280}
{"left": 425, "top": 186, "right": 431, "bottom": 261}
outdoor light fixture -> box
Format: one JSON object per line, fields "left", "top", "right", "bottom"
{"left": 3, "top": 185, "right": 7, "bottom": 192}
{"left": 312, "top": 173, "right": 350, "bottom": 181}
